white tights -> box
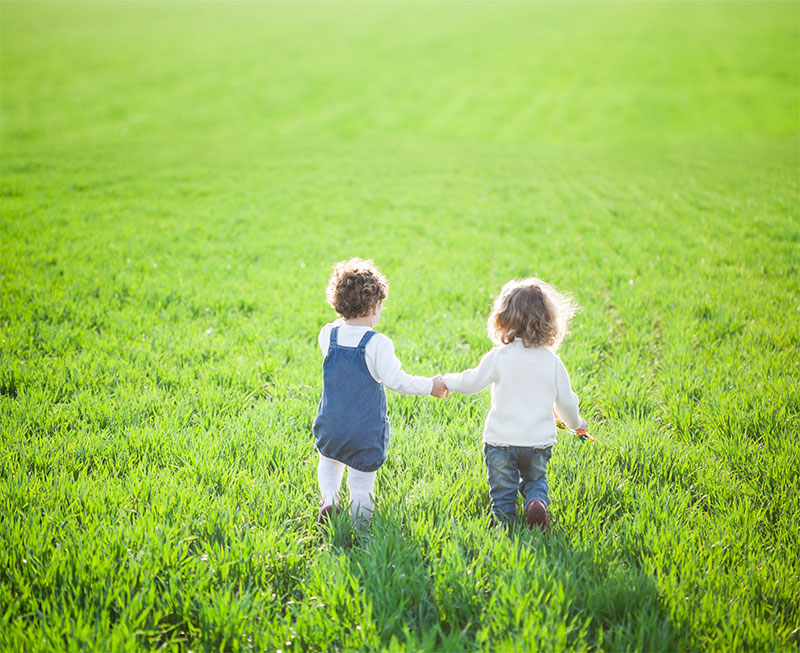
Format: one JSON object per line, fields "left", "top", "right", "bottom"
{"left": 317, "top": 454, "right": 377, "bottom": 524}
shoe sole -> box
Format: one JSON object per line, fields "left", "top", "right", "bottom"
{"left": 525, "top": 501, "right": 550, "bottom": 530}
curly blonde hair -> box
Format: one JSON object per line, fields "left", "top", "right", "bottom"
{"left": 487, "top": 278, "right": 578, "bottom": 350}
{"left": 326, "top": 258, "right": 389, "bottom": 319}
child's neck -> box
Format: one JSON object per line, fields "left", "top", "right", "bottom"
{"left": 344, "top": 316, "right": 374, "bottom": 327}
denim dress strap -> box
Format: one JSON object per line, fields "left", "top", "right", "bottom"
{"left": 357, "top": 329, "right": 377, "bottom": 350}
{"left": 330, "top": 326, "right": 340, "bottom": 347}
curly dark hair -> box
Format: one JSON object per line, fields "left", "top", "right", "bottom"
{"left": 325, "top": 258, "right": 389, "bottom": 319}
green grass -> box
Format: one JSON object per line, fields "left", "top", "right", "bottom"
{"left": 1, "top": 0, "right": 798, "bottom": 650}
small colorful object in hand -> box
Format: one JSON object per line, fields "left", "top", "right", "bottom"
{"left": 555, "top": 418, "right": 595, "bottom": 442}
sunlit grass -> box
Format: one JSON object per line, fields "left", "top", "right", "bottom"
{"left": 1, "top": 1, "right": 798, "bottom": 650}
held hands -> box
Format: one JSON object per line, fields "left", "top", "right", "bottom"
{"left": 431, "top": 375, "right": 450, "bottom": 399}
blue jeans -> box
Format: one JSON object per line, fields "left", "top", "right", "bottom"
{"left": 484, "top": 444, "right": 553, "bottom": 523}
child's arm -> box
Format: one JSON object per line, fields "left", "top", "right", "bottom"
{"left": 553, "top": 357, "right": 586, "bottom": 431}
{"left": 442, "top": 349, "right": 498, "bottom": 395}
{"left": 373, "top": 335, "right": 434, "bottom": 396}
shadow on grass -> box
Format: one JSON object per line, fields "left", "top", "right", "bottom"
{"left": 321, "top": 508, "right": 686, "bottom": 651}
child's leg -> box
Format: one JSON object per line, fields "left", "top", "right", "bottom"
{"left": 484, "top": 444, "right": 520, "bottom": 524}
{"left": 518, "top": 446, "right": 552, "bottom": 506}
{"left": 347, "top": 467, "right": 377, "bottom": 527}
{"left": 318, "top": 454, "right": 345, "bottom": 508}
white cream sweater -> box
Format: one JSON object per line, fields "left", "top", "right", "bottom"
{"left": 443, "top": 340, "right": 583, "bottom": 447}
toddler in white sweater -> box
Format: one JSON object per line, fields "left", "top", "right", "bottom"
{"left": 442, "top": 278, "right": 588, "bottom": 529}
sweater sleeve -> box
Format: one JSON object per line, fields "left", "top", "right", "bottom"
{"left": 442, "top": 349, "right": 498, "bottom": 395}
{"left": 318, "top": 324, "right": 330, "bottom": 354}
{"left": 372, "top": 335, "right": 433, "bottom": 396}
{"left": 553, "top": 356, "right": 582, "bottom": 429}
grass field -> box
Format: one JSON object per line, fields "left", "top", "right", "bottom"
{"left": 1, "top": 0, "right": 799, "bottom": 650}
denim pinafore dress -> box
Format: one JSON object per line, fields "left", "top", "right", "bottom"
{"left": 313, "top": 327, "right": 390, "bottom": 472}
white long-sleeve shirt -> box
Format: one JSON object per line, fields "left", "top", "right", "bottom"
{"left": 443, "top": 340, "right": 583, "bottom": 447}
{"left": 318, "top": 320, "right": 433, "bottom": 396}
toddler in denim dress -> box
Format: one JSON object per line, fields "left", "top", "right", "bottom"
{"left": 313, "top": 258, "right": 448, "bottom": 527}
{"left": 442, "top": 278, "right": 588, "bottom": 529}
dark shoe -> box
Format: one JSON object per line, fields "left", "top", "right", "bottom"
{"left": 317, "top": 503, "right": 336, "bottom": 525}
{"left": 525, "top": 500, "right": 550, "bottom": 530}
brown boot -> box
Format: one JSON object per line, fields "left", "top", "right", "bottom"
{"left": 317, "top": 503, "right": 336, "bottom": 525}
{"left": 524, "top": 500, "right": 551, "bottom": 530}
